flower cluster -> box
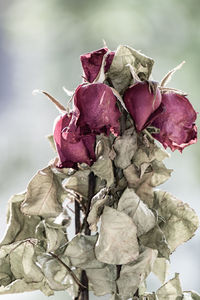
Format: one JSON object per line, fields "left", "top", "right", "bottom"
{"left": 54, "top": 46, "right": 197, "bottom": 168}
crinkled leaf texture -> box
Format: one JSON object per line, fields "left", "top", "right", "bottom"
{"left": 154, "top": 190, "right": 199, "bottom": 252}
{"left": 21, "top": 166, "right": 64, "bottom": 217}
{"left": 95, "top": 206, "right": 139, "bottom": 264}
{"left": 117, "top": 187, "right": 156, "bottom": 236}
{"left": 117, "top": 247, "right": 158, "bottom": 299}
{"left": 107, "top": 45, "right": 154, "bottom": 93}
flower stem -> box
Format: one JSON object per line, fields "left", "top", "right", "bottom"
{"left": 74, "top": 171, "right": 96, "bottom": 300}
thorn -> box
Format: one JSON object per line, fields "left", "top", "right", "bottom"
{"left": 33, "top": 89, "right": 66, "bottom": 112}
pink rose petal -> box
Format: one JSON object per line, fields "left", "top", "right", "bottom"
{"left": 151, "top": 92, "right": 197, "bottom": 151}
{"left": 123, "top": 81, "right": 162, "bottom": 131}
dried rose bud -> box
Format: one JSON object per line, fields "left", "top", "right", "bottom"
{"left": 151, "top": 92, "right": 197, "bottom": 151}
{"left": 80, "top": 48, "right": 114, "bottom": 83}
{"left": 54, "top": 113, "right": 96, "bottom": 168}
{"left": 73, "top": 83, "right": 121, "bottom": 136}
{"left": 123, "top": 81, "right": 162, "bottom": 131}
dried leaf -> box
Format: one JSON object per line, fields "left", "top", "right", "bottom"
{"left": 182, "top": 291, "right": 200, "bottom": 300}
{"left": 95, "top": 206, "right": 139, "bottom": 264}
{"left": 63, "top": 169, "right": 90, "bottom": 199}
{"left": 107, "top": 45, "right": 154, "bottom": 93}
{"left": 9, "top": 241, "right": 43, "bottom": 283}
{"left": 87, "top": 187, "right": 109, "bottom": 231}
{"left": 152, "top": 257, "right": 169, "bottom": 284}
{"left": 0, "top": 278, "right": 53, "bottom": 296}
{"left": 0, "top": 193, "right": 40, "bottom": 246}
{"left": 21, "top": 166, "right": 63, "bottom": 217}
{"left": 86, "top": 265, "right": 117, "bottom": 296}
{"left": 156, "top": 273, "right": 182, "bottom": 300}
{"left": 117, "top": 247, "right": 158, "bottom": 299}
{"left": 91, "top": 135, "right": 114, "bottom": 187}
{"left": 64, "top": 234, "right": 104, "bottom": 269}
{"left": 117, "top": 188, "right": 156, "bottom": 236}
{"left": 35, "top": 220, "right": 68, "bottom": 252}
{"left": 37, "top": 253, "right": 79, "bottom": 296}
{"left": 46, "top": 134, "right": 56, "bottom": 152}
{"left": 154, "top": 190, "right": 199, "bottom": 252}
{"left": 113, "top": 127, "right": 137, "bottom": 169}
{"left": 139, "top": 225, "right": 171, "bottom": 259}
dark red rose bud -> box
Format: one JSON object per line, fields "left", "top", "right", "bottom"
{"left": 80, "top": 48, "right": 114, "bottom": 83}
{"left": 54, "top": 113, "right": 96, "bottom": 168}
{"left": 73, "top": 83, "right": 121, "bottom": 136}
{"left": 123, "top": 81, "right": 162, "bottom": 131}
{"left": 151, "top": 92, "right": 197, "bottom": 151}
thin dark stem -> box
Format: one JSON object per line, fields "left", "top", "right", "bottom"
{"left": 85, "top": 172, "right": 96, "bottom": 235}
{"left": 75, "top": 199, "right": 81, "bottom": 234}
{"left": 75, "top": 171, "right": 96, "bottom": 300}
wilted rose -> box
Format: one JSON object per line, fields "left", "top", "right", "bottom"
{"left": 123, "top": 81, "right": 162, "bottom": 131}
{"left": 54, "top": 113, "right": 96, "bottom": 168}
{"left": 151, "top": 92, "right": 197, "bottom": 151}
{"left": 80, "top": 48, "right": 115, "bottom": 83}
{"left": 73, "top": 83, "right": 121, "bottom": 136}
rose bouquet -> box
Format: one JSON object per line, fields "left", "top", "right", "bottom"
{"left": 0, "top": 44, "right": 199, "bottom": 300}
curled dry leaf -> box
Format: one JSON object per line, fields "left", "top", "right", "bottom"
{"left": 35, "top": 220, "right": 68, "bottom": 252}
{"left": 0, "top": 193, "right": 40, "bottom": 246}
{"left": 156, "top": 273, "right": 182, "bottom": 300}
{"left": 87, "top": 187, "right": 110, "bottom": 231}
{"left": 154, "top": 190, "right": 199, "bottom": 252}
{"left": 107, "top": 45, "right": 154, "bottom": 93}
{"left": 113, "top": 127, "right": 137, "bottom": 169}
{"left": 117, "top": 247, "right": 158, "bottom": 299}
{"left": 91, "top": 135, "right": 114, "bottom": 187}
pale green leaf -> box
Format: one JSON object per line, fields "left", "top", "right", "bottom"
{"left": 95, "top": 206, "right": 139, "bottom": 264}
{"left": 152, "top": 258, "right": 169, "bottom": 284}
{"left": 117, "top": 188, "right": 156, "bottom": 236}
{"left": 91, "top": 135, "right": 114, "bottom": 187}
{"left": 156, "top": 273, "right": 182, "bottom": 300}
{"left": 0, "top": 193, "right": 40, "bottom": 246}
{"left": 64, "top": 234, "right": 104, "bottom": 269}
{"left": 86, "top": 265, "right": 117, "bottom": 296}
{"left": 21, "top": 166, "right": 63, "bottom": 217}
{"left": 117, "top": 247, "right": 158, "bottom": 299}
{"left": 154, "top": 190, "right": 199, "bottom": 252}
{"left": 113, "top": 127, "right": 137, "bottom": 169}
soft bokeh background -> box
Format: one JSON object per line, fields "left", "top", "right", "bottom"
{"left": 0, "top": 0, "right": 199, "bottom": 299}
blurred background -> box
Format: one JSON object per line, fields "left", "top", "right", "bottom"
{"left": 0, "top": 0, "right": 199, "bottom": 299}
